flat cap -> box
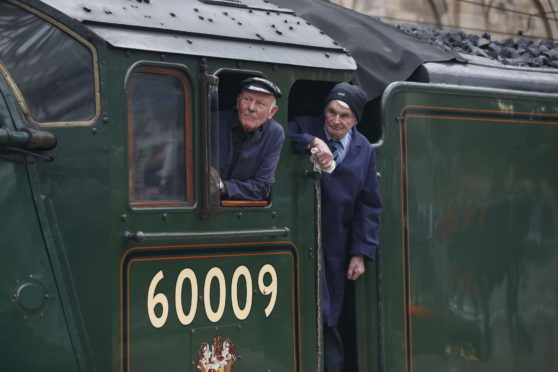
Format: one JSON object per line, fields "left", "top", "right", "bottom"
{"left": 241, "top": 77, "right": 282, "bottom": 98}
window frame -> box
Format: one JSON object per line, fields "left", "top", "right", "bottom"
{"left": 0, "top": 0, "right": 101, "bottom": 127}
{"left": 127, "top": 66, "right": 194, "bottom": 208}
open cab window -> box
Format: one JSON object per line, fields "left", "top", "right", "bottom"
{"left": 128, "top": 67, "right": 194, "bottom": 207}
{"left": 204, "top": 71, "right": 273, "bottom": 211}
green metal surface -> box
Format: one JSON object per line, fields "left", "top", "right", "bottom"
{"left": 380, "top": 82, "right": 558, "bottom": 372}
{"left": 0, "top": 75, "right": 80, "bottom": 370}
{"left": 124, "top": 245, "right": 297, "bottom": 371}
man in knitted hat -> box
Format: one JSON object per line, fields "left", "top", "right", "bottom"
{"left": 217, "top": 77, "right": 285, "bottom": 200}
{"left": 289, "top": 82, "right": 382, "bottom": 371}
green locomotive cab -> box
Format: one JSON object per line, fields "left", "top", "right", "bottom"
{"left": 2, "top": 0, "right": 558, "bottom": 371}
{"left": 0, "top": 0, "right": 358, "bottom": 371}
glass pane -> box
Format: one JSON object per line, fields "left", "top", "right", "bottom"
{"left": 0, "top": 2, "right": 96, "bottom": 123}
{"left": 130, "top": 72, "right": 188, "bottom": 203}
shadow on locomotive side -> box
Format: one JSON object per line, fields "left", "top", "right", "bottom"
{"left": 0, "top": 0, "right": 557, "bottom": 371}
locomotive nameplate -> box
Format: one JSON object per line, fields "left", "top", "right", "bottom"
{"left": 122, "top": 244, "right": 298, "bottom": 372}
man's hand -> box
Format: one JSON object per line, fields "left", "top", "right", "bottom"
{"left": 309, "top": 137, "right": 334, "bottom": 170}
{"left": 346, "top": 254, "right": 365, "bottom": 280}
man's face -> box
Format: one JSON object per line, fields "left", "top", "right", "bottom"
{"left": 236, "top": 89, "right": 278, "bottom": 133}
{"left": 324, "top": 100, "right": 357, "bottom": 140}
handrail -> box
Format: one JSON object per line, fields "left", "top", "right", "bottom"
{"left": 124, "top": 227, "right": 289, "bottom": 242}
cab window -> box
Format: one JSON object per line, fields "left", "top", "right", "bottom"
{"left": 0, "top": 1, "right": 98, "bottom": 125}
{"left": 127, "top": 67, "right": 194, "bottom": 207}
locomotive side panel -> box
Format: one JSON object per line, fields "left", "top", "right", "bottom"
{"left": 380, "top": 83, "right": 558, "bottom": 372}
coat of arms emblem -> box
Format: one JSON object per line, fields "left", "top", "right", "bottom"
{"left": 196, "top": 336, "right": 237, "bottom": 372}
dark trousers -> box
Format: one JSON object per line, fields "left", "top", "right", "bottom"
{"left": 324, "top": 325, "right": 344, "bottom": 372}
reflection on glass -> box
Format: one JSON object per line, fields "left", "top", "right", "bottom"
{"left": 129, "top": 72, "right": 189, "bottom": 204}
{"left": 0, "top": 2, "right": 96, "bottom": 123}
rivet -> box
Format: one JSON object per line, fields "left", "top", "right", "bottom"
{"left": 199, "top": 16, "right": 204, "bottom": 20}
{"left": 325, "top": 53, "right": 330, "bottom": 58}
{"left": 91, "top": 127, "right": 98, "bottom": 135}
{"left": 320, "top": 31, "right": 325, "bottom": 35}
{"left": 272, "top": 211, "right": 277, "bottom": 218}
{"left": 160, "top": 54, "right": 166, "bottom": 61}
{"left": 102, "top": 115, "right": 109, "bottom": 123}
{"left": 289, "top": 26, "right": 293, "bottom": 30}
{"left": 83, "top": 6, "right": 91, "bottom": 12}
{"left": 271, "top": 24, "right": 275, "bottom": 28}
{"left": 237, "top": 212, "right": 243, "bottom": 219}
{"left": 237, "top": 21, "right": 242, "bottom": 25}
{"left": 194, "top": 8, "right": 199, "bottom": 12}
{"left": 276, "top": 30, "right": 282, "bottom": 35}
{"left": 121, "top": 214, "right": 127, "bottom": 222}
{"left": 170, "top": 12, "right": 175, "bottom": 17}
{"left": 223, "top": 11, "right": 228, "bottom": 16}
{"left": 104, "top": 9, "right": 112, "bottom": 15}
{"left": 209, "top": 18, "right": 213, "bottom": 22}
{"left": 161, "top": 213, "right": 168, "bottom": 221}
{"left": 187, "top": 39, "right": 193, "bottom": 44}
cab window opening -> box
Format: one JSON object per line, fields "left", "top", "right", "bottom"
{"left": 288, "top": 80, "right": 382, "bottom": 144}
{"left": 127, "top": 67, "right": 194, "bottom": 207}
{"left": 213, "top": 71, "right": 280, "bottom": 207}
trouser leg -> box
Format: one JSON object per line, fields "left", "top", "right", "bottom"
{"left": 324, "top": 325, "right": 344, "bottom": 372}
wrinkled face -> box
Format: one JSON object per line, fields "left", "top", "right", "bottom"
{"left": 324, "top": 100, "right": 358, "bottom": 140}
{"left": 236, "top": 89, "right": 278, "bottom": 133}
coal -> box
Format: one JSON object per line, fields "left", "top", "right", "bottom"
{"left": 397, "top": 23, "right": 558, "bottom": 69}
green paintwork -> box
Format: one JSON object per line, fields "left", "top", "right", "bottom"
{"left": 4, "top": 1, "right": 558, "bottom": 371}
{"left": 378, "top": 82, "right": 558, "bottom": 372}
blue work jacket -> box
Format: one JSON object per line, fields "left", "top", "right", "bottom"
{"left": 219, "top": 110, "right": 285, "bottom": 200}
{"left": 289, "top": 115, "right": 382, "bottom": 326}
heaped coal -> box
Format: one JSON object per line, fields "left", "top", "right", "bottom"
{"left": 397, "top": 24, "right": 558, "bottom": 69}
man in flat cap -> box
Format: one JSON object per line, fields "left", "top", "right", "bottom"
{"left": 218, "top": 77, "right": 284, "bottom": 200}
{"left": 289, "top": 82, "right": 382, "bottom": 371}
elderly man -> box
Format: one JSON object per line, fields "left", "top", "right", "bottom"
{"left": 218, "top": 77, "right": 284, "bottom": 200}
{"left": 289, "top": 82, "right": 382, "bottom": 371}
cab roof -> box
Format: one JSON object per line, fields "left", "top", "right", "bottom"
{"left": 27, "top": 0, "right": 356, "bottom": 70}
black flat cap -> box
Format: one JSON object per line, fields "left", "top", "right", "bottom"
{"left": 241, "top": 77, "right": 282, "bottom": 98}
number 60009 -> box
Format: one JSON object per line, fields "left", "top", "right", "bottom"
{"left": 147, "top": 264, "right": 277, "bottom": 328}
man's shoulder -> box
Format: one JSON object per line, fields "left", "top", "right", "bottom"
{"left": 265, "top": 118, "right": 285, "bottom": 138}
{"left": 352, "top": 129, "right": 372, "bottom": 147}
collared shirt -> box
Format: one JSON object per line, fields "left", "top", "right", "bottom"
{"left": 325, "top": 128, "right": 352, "bottom": 165}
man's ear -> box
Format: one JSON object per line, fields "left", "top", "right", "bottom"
{"left": 267, "top": 105, "right": 279, "bottom": 119}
